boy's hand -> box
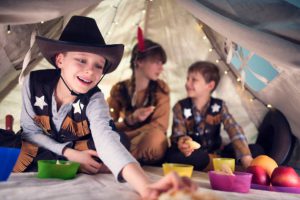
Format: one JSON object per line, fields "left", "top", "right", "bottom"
{"left": 177, "top": 136, "right": 194, "bottom": 157}
{"left": 141, "top": 172, "right": 197, "bottom": 200}
{"left": 63, "top": 148, "right": 103, "bottom": 174}
{"left": 132, "top": 106, "right": 155, "bottom": 123}
{"left": 241, "top": 155, "right": 253, "bottom": 169}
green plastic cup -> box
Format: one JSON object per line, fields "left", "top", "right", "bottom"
{"left": 37, "top": 160, "right": 80, "bottom": 180}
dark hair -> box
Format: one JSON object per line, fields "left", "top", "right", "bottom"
{"left": 130, "top": 39, "right": 167, "bottom": 70}
{"left": 188, "top": 61, "right": 220, "bottom": 91}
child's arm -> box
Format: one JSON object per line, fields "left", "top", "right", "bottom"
{"left": 171, "top": 102, "right": 189, "bottom": 146}
{"left": 88, "top": 93, "right": 197, "bottom": 197}
{"left": 121, "top": 162, "right": 197, "bottom": 199}
{"left": 221, "top": 101, "right": 253, "bottom": 168}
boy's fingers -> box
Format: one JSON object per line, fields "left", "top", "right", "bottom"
{"left": 86, "top": 150, "right": 99, "bottom": 157}
{"left": 181, "top": 176, "right": 198, "bottom": 191}
{"left": 90, "top": 160, "right": 102, "bottom": 169}
{"left": 83, "top": 164, "right": 100, "bottom": 174}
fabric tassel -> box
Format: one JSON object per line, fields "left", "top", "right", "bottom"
{"left": 13, "top": 141, "right": 38, "bottom": 172}
{"left": 34, "top": 115, "right": 51, "bottom": 131}
{"left": 61, "top": 116, "right": 90, "bottom": 137}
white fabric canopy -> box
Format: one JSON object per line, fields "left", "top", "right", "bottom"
{"left": 0, "top": 0, "right": 299, "bottom": 167}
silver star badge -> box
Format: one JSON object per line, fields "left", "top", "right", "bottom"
{"left": 34, "top": 96, "right": 48, "bottom": 110}
{"left": 183, "top": 108, "right": 192, "bottom": 118}
{"left": 73, "top": 100, "right": 84, "bottom": 114}
{"left": 211, "top": 103, "right": 221, "bottom": 113}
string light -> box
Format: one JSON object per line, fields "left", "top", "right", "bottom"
{"left": 199, "top": 23, "right": 274, "bottom": 109}
{"left": 113, "top": 0, "right": 149, "bottom": 83}
{"left": 7, "top": 25, "right": 11, "bottom": 34}
{"left": 219, "top": 57, "right": 273, "bottom": 108}
{"left": 41, "top": 21, "right": 44, "bottom": 24}
{"left": 118, "top": 117, "right": 124, "bottom": 122}
{"left": 105, "top": 0, "right": 122, "bottom": 38}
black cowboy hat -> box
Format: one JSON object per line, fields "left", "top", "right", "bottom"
{"left": 36, "top": 15, "right": 124, "bottom": 74}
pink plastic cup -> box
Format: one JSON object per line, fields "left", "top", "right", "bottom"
{"left": 209, "top": 171, "right": 252, "bottom": 193}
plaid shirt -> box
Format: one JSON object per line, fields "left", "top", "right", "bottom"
{"left": 171, "top": 97, "right": 251, "bottom": 159}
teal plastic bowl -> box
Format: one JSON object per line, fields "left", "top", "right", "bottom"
{"left": 0, "top": 147, "right": 20, "bottom": 181}
{"left": 37, "top": 160, "right": 80, "bottom": 180}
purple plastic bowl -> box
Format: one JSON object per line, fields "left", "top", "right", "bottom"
{"left": 0, "top": 147, "right": 20, "bottom": 181}
{"left": 209, "top": 171, "right": 252, "bottom": 193}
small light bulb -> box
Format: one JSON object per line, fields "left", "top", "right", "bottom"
{"left": 7, "top": 25, "right": 11, "bottom": 34}
{"left": 41, "top": 21, "right": 44, "bottom": 24}
{"left": 202, "top": 36, "right": 207, "bottom": 40}
{"left": 118, "top": 117, "right": 124, "bottom": 122}
{"left": 215, "top": 59, "right": 219, "bottom": 63}
{"left": 237, "top": 77, "right": 241, "bottom": 82}
{"left": 224, "top": 70, "right": 228, "bottom": 75}
{"left": 209, "top": 48, "right": 213, "bottom": 52}
{"left": 267, "top": 104, "right": 272, "bottom": 108}
{"left": 110, "top": 108, "right": 114, "bottom": 112}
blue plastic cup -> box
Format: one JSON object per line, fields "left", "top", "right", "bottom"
{"left": 0, "top": 147, "right": 21, "bottom": 181}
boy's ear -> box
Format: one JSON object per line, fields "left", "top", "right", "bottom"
{"left": 207, "top": 81, "right": 216, "bottom": 91}
{"left": 55, "top": 53, "right": 64, "bottom": 69}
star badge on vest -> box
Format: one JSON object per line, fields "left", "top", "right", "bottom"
{"left": 34, "top": 95, "right": 48, "bottom": 110}
{"left": 73, "top": 100, "right": 84, "bottom": 114}
{"left": 211, "top": 103, "right": 221, "bottom": 113}
{"left": 183, "top": 108, "right": 192, "bottom": 119}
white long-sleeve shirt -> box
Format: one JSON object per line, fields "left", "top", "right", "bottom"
{"left": 21, "top": 74, "right": 137, "bottom": 181}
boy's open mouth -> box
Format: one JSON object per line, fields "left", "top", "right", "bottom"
{"left": 77, "top": 76, "right": 92, "bottom": 85}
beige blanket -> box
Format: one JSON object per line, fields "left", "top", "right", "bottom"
{"left": 0, "top": 167, "right": 299, "bottom": 200}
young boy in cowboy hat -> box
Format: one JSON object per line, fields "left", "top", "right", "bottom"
{"left": 8, "top": 16, "right": 196, "bottom": 198}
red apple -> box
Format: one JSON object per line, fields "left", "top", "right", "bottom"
{"left": 247, "top": 165, "right": 270, "bottom": 185}
{"left": 271, "top": 166, "right": 300, "bottom": 187}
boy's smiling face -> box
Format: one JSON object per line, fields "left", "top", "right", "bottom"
{"left": 185, "top": 71, "right": 215, "bottom": 99}
{"left": 56, "top": 52, "right": 105, "bottom": 94}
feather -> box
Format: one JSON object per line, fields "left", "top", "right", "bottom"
{"left": 137, "top": 26, "right": 145, "bottom": 52}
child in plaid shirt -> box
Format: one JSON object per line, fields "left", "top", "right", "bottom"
{"left": 165, "top": 61, "right": 258, "bottom": 170}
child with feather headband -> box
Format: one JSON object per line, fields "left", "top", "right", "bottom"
{"left": 108, "top": 27, "right": 170, "bottom": 165}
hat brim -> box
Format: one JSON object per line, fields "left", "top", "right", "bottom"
{"left": 36, "top": 36, "right": 124, "bottom": 74}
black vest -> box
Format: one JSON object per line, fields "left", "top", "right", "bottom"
{"left": 179, "top": 97, "right": 223, "bottom": 153}
{"left": 29, "top": 69, "right": 100, "bottom": 144}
